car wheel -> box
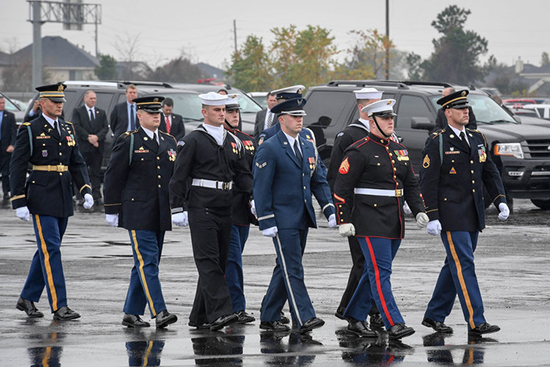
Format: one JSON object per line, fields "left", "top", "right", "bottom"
{"left": 530, "top": 199, "right": 550, "bottom": 210}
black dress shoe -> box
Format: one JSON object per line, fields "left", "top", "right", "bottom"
{"left": 347, "top": 319, "right": 378, "bottom": 338}
{"left": 280, "top": 311, "right": 290, "bottom": 324}
{"left": 469, "top": 322, "right": 500, "bottom": 335}
{"left": 235, "top": 310, "right": 255, "bottom": 324}
{"left": 300, "top": 317, "right": 325, "bottom": 334}
{"left": 53, "top": 306, "right": 81, "bottom": 320}
{"left": 422, "top": 317, "right": 453, "bottom": 334}
{"left": 388, "top": 323, "right": 415, "bottom": 339}
{"left": 16, "top": 297, "right": 44, "bottom": 318}
{"left": 260, "top": 320, "right": 290, "bottom": 332}
{"left": 122, "top": 314, "right": 150, "bottom": 328}
{"left": 156, "top": 310, "right": 177, "bottom": 328}
{"left": 369, "top": 313, "right": 384, "bottom": 328}
{"left": 210, "top": 313, "right": 238, "bottom": 331}
{"left": 335, "top": 307, "right": 346, "bottom": 320}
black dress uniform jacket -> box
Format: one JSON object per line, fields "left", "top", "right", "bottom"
{"left": 10, "top": 116, "right": 91, "bottom": 217}
{"left": 420, "top": 128, "right": 506, "bottom": 232}
{"left": 328, "top": 119, "right": 369, "bottom": 190}
{"left": 226, "top": 127, "right": 257, "bottom": 225}
{"left": 104, "top": 128, "right": 177, "bottom": 231}
{"left": 333, "top": 133, "right": 424, "bottom": 238}
{"left": 169, "top": 125, "right": 253, "bottom": 211}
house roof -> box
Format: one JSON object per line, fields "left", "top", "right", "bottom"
{"left": 14, "top": 36, "right": 98, "bottom": 68}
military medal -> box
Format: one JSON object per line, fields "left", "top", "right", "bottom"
{"left": 167, "top": 149, "right": 177, "bottom": 162}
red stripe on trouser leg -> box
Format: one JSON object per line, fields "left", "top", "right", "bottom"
{"left": 366, "top": 237, "right": 394, "bottom": 326}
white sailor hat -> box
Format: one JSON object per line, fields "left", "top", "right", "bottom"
{"left": 199, "top": 92, "right": 228, "bottom": 106}
{"left": 353, "top": 87, "right": 383, "bottom": 100}
{"left": 271, "top": 85, "right": 306, "bottom": 100}
{"left": 225, "top": 94, "right": 241, "bottom": 110}
{"left": 361, "top": 99, "right": 397, "bottom": 117}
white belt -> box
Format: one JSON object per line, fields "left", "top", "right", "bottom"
{"left": 354, "top": 188, "right": 403, "bottom": 197}
{"left": 191, "top": 178, "right": 233, "bottom": 191}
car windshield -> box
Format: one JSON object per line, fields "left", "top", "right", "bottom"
{"left": 1, "top": 94, "right": 22, "bottom": 113}
{"left": 430, "top": 93, "right": 518, "bottom": 125}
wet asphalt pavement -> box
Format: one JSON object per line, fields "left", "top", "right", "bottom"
{"left": 0, "top": 199, "right": 549, "bottom": 366}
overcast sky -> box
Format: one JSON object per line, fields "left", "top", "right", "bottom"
{"left": 1, "top": 0, "right": 548, "bottom": 71}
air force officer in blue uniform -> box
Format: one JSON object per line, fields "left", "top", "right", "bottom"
{"left": 420, "top": 90, "right": 509, "bottom": 335}
{"left": 253, "top": 97, "right": 337, "bottom": 333}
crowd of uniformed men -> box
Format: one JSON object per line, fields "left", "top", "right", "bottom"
{"left": 3, "top": 81, "right": 510, "bottom": 340}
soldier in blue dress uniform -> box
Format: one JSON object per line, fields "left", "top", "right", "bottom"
{"left": 223, "top": 94, "right": 257, "bottom": 324}
{"left": 333, "top": 99, "right": 429, "bottom": 339}
{"left": 104, "top": 95, "right": 178, "bottom": 329}
{"left": 10, "top": 82, "right": 93, "bottom": 320}
{"left": 253, "top": 97, "right": 337, "bottom": 333}
{"left": 420, "top": 90, "right": 509, "bottom": 335}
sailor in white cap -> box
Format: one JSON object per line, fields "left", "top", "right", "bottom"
{"left": 333, "top": 99, "right": 429, "bottom": 339}
{"left": 328, "top": 87, "right": 385, "bottom": 328}
{"left": 169, "top": 91, "right": 253, "bottom": 331}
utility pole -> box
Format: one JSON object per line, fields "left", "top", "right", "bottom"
{"left": 27, "top": 0, "right": 102, "bottom": 87}
{"left": 233, "top": 19, "right": 238, "bottom": 53}
{"left": 385, "top": 0, "right": 390, "bottom": 80}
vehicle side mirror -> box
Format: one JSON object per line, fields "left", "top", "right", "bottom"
{"left": 411, "top": 117, "right": 434, "bottom": 130}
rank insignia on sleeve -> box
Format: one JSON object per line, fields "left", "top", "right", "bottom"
{"left": 167, "top": 149, "right": 177, "bottom": 161}
{"left": 255, "top": 161, "right": 267, "bottom": 169}
{"left": 339, "top": 157, "right": 350, "bottom": 174}
{"left": 449, "top": 167, "right": 457, "bottom": 174}
{"left": 422, "top": 154, "right": 430, "bottom": 168}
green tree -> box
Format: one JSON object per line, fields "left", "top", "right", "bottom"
{"left": 148, "top": 57, "right": 205, "bottom": 83}
{"left": 405, "top": 52, "right": 424, "bottom": 81}
{"left": 226, "top": 35, "right": 273, "bottom": 92}
{"left": 541, "top": 52, "right": 550, "bottom": 66}
{"left": 94, "top": 54, "right": 118, "bottom": 80}
{"left": 420, "top": 5, "right": 489, "bottom": 84}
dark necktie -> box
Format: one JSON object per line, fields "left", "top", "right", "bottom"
{"left": 54, "top": 120, "right": 60, "bottom": 135}
{"left": 152, "top": 132, "right": 159, "bottom": 148}
{"left": 459, "top": 131, "right": 470, "bottom": 152}
{"left": 89, "top": 109, "right": 96, "bottom": 130}
{"left": 130, "top": 104, "right": 135, "bottom": 130}
{"left": 294, "top": 140, "right": 302, "bottom": 163}
{"left": 267, "top": 112, "right": 274, "bottom": 128}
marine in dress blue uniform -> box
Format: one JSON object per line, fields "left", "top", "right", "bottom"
{"left": 104, "top": 96, "right": 178, "bottom": 329}
{"left": 328, "top": 87, "right": 385, "bottom": 326}
{"left": 333, "top": 100, "right": 428, "bottom": 339}
{"left": 10, "top": 83, "right": 93, "bottom": 320}
{"left": 253, "top": 97, "right": 337, "bottom": 333}
{"left": 420, "top": 90, "right": 509, "bottom": 335}
{"left": 169, "top": 92, "right": 253, "bottom": 331}
{"left": 223, "top": 95, "right": 257, "bottom": 324}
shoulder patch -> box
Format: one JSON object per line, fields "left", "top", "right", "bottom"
{"left": 258, "top": 136, "right": 265, "bottom": 145}
{"left": 336, "top": 132, "right": 344, "bottom": 138}
{"left": 177, "top": 140, "right": 185, "bottom": 147}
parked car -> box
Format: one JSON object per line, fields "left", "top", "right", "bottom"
{"left": 304, "top": 80, "right": 550, "bottom": 210}
{"left": 0, "top": 91, "right": 25, "bottom": 124}
{"left": 520, "top": 104, "right": 550, "bottom": 120}
{"left": 248, "top": 92, "right": 269, "bottom": 109}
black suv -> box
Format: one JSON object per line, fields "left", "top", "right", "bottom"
{"left": 24, "top": 80, "right": 261, "bottom": 170}
{"left": 304, "top": 80, "right": 550, "bottom": 210}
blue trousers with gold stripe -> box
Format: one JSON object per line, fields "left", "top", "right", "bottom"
{"left": 260, "top": 228, "right": 315, "bottom": 327}
{"left": 226, "top": 224, "right": 250, "bottom": 313}
{"left": 425, "top": 231, "right": 485, "bottom": 330}
{"left": 123, "top": 230, "right": 167, "bottom": 318}
{"left": 354, "top": 237, "right": 405, "bottom": 330}
{"left": 21, "top": 215, "right": 69, "bottom": 313}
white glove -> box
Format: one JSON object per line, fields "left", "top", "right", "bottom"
{"left": 498, "top": 203, "right": 510, "bottom": 221}
{"left": 250, "top": 200, "right": 257, "bottom": 216}
{"left": 328, "top": 214, "right": 337, "bottom": 228}
{"left": 83, "top": 193, "right": 94, "bottom": 210}
{"left": 16, "top": 206, "right": 31, "bottom": 222}
{"left": 403, "top": 201, "right": 412, "bottom": 215}
{"left": 262, "top": 226, "right": 278, "bottom": 237}
{"left": 427, "top": 219, "right": 442, "bottom": 236}
{"left": 172, "top": 211, "right": 189, "bottom": 227}
{"left": 106, "top": 214, "right": 119, "bottom": 227}
{"left": 339, "top": 223, "right": 355, "bottom": 237}
{"left": 416, "top": 212, "right": 429, "bottom": 228}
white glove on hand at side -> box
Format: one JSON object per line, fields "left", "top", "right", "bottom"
{"left": 250, "top": 200, "right": 257, "bottom": 216}
{"left": 416, "top": 212, "right": 429, "bottom": 228}
{"left": 16, "top": 206, "right": 31, "bottom": 222}
{"left": 83, "top": 193, "right": 94, "bottom": 210}
{"left": 426, "top": 219, "right": 442, "bottom": 236}
{"left": 403, "top": 201, "right": 412, "bottom": 215}
{"left": 106, "top": 214, "right": 119, "bottom": 227}
{"left": 172, "top": 211, "right": 189, "bottom": 227}
{"left": 328, "top": 214, "right": 337, "bottom": 228}
{"left": 339, "top": 223, "right": 355, "bottom": 237}
{"left": 498, "top": 203, "right": 510, "bottom": 221}
{"left": 262, "top": 226, "right": 278, "bottom": 237}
